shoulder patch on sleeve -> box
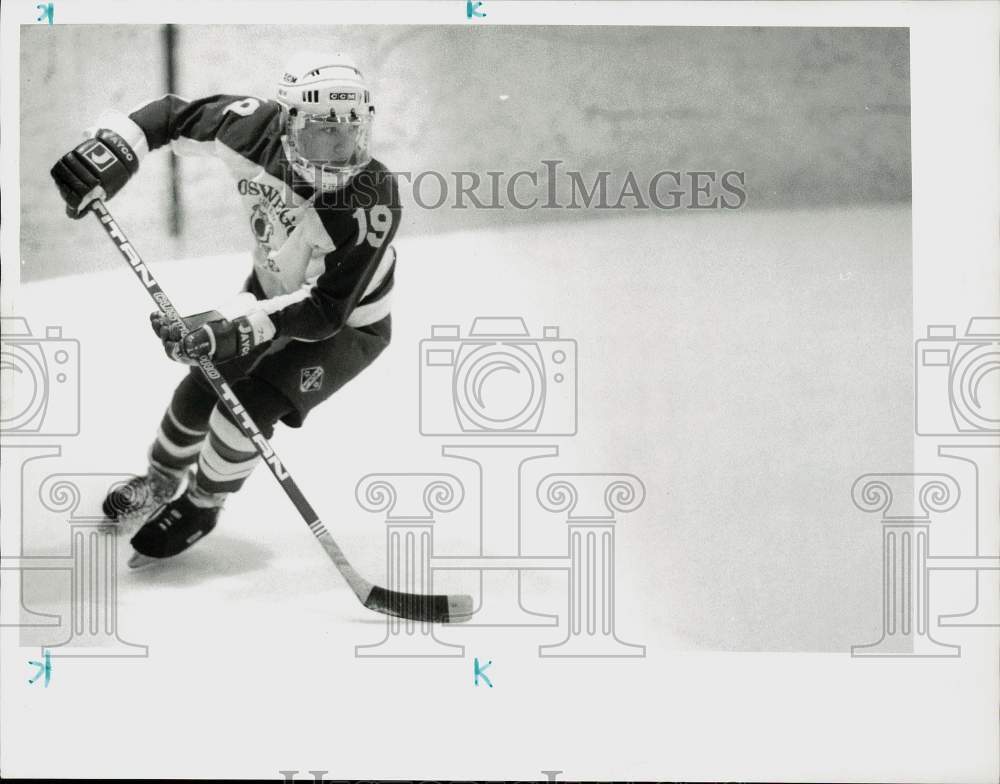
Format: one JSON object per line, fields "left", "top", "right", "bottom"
{"left": 213, "top": 98, "right": 283, "bottom": 164}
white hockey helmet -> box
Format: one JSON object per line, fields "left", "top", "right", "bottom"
{"left": 276, "top": 51, "right": 375, "bottom": 191}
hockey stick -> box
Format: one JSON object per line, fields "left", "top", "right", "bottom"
{"left": 89, "top": 199, "right": 473, "bottom": 624}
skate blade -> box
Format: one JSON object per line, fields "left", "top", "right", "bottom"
{"left": 127, "top": 551, "right": 162, "bottom": 570}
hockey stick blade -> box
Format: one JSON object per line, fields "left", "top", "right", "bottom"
{"left": 313, "top": 528, "right": 474, "bottom": 623}
{"left": 365, "top": 586, "right": 474, "bottom": 624}
{"left": 90, "top": 200, "right": 475, "bottom": 625}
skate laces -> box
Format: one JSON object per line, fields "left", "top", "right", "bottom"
{"left": 158, "top": 506, "right": 184, "bottom": 531}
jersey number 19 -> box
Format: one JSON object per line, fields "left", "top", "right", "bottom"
{"left": 353, "top": 206, "right": 392, "bottom": 248}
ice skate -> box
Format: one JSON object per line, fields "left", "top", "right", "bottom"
{"left": 128, "top": 492, "right": 221, "bottom": 569}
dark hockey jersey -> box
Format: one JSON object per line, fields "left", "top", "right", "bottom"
{"left": 96, "top": 94, "right": 399, "bottom": 342}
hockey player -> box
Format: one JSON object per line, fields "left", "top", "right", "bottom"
{"left": 50, "top": 53, "right": 399, "bottom": 567}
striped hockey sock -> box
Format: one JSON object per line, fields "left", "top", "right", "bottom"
{"left": 188, "top": 406, "right": 262, "bottom": 508}
{"left": 149, "top": 404, "right": 209, "bottom": 479}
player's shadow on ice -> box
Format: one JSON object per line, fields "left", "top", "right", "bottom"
{"left": 122, "top": 532, "right": 273, "bottom": 588}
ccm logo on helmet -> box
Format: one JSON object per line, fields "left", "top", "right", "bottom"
{"left": 329, "top": 92, "right": 356, "bottom": 101}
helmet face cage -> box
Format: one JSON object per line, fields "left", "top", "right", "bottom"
{"left": 285, "top": 110, "right": 373, "bottom": 191}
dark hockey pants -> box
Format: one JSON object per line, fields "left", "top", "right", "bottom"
{"left": 148, "top": 317, "right": 391, "bottom": 497}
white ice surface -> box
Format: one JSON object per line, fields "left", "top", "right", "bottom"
{"left": 3, "top": 207, "right": 997, "bottom": 781}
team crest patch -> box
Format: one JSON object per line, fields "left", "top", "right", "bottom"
{"left": 250, "top": 203, "right": 275, "bottom": 250}
{"left": 300, "top": 366, "right": 324, "bottom": 393}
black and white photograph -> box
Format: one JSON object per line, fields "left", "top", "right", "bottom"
{"left": 1, "top": 1, "right": 997, "bottom": 781}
